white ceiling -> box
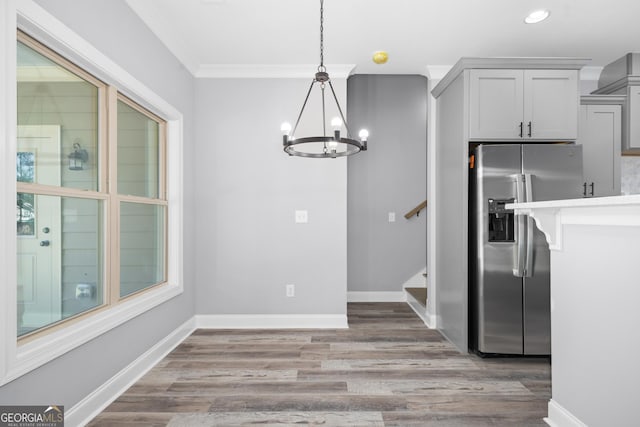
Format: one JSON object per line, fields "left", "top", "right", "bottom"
{"left": 126, "top": 0, "right": 640, "bottom": 78}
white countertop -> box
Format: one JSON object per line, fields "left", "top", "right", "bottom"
{"left": 506, "top": 194, "right": 640, "bottom": 250}
{"left": 506, "top": 194, "right": 640, "bottom": 210}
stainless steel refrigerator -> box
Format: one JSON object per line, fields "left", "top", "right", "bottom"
{"left": 469, "top": 144, "right": 583, "bottom": 355}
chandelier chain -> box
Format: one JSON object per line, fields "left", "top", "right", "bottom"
{"left": 319, "top": 0, "right": 324, "bottom": 68}
{"left": 281, "top": 0, "right": 367, "bottom": 158}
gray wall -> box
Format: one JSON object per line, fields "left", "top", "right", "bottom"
{"left": 193, "top": 78, "right": 347, "bottom": 315}
{"left": 347, "top": 75, "right": 427, "bottom": 293}
{"left": 0, "top": 0, "right": 196, "bottom": 408}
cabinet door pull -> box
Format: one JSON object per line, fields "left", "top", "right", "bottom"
{"left": 583, "top": 182, "right": 587, "bottom": 197}
{"left": 527, "top": 121, "right": 532, "bottom": 137}
{"left": 519, "top": 122, "right": 523, "bottom": 138}
{"left": 590, "top": 182, "right": 595, "bottom": 196}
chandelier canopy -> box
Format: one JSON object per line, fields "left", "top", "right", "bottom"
{"left": 281, "top": 0, "right": 368, "bottom": 158}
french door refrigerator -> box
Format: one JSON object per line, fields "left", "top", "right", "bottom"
{"left": 469, "top": 143, "right": 583, "bottom": 355}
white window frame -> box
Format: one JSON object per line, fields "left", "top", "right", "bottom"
{"left": 0, "top": 0, "right": 184, "bottom": 386}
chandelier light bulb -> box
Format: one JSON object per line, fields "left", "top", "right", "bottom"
{"left": 280, "top": 0, "right": 367, "bottom": 158}
{"left": 281, "top": 122, "right": 292, "bottom": 136}
{"left": 358, "top": 129, "right": 369, "bottom": 141}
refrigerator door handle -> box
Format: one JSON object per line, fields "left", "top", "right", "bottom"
{"left": 523, "top": 173, "right": 534, "bottom": 277}
{"left": 513, "top": 174, "right": 526, "bottom": 277}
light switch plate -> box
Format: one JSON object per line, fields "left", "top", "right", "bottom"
{"left": 295, "top": 210, "right": 308, "bottom": 223}
{"left": 388, "top": 212, "right": 396, "bottom": 222}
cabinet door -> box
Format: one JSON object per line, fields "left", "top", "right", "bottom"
{"left": 524, "top": 70, "right": 578, "bottom": 140}
{"left": 579, "top": 104, "right": 621, "bottom": 197}
{"left": 469, "top": 69, "right": 524, "bottom": 139}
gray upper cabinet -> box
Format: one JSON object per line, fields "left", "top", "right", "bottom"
{"left": 627, "top": 85, "right": 640, "bottom": 153}
{"left": 592, "top": 53, "right": 640, "bottom": 154}
{"left": 469, "top": 70, "right": 523, "bottom": 139}
{"left": 469, "top": 69, "right": 579, "bottom": 141}
{"left": 578, "top": 98, "right": 622, "bottom": 197}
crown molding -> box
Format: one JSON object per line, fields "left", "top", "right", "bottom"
{"left": 195, "top": 64, "right": 356, "bottom": 79}
{"left": 432, "top": 57, "right": 591, "bottom": 98}
{"left": 580, "top": 66, "right": 603, "bottom": 81}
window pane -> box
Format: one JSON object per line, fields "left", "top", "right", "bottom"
{"left": 17, "top": 194, "right": 103, "bottom": 337}
{"left": 17, "top": 41, "right": 99, "bottom": 191}
{"left": 120, "top": 202, "right": 165, "bottom": 297}
{"left": 117, "top": 100, "right": 160, "bottom": 198}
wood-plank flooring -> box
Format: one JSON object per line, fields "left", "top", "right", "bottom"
{"left": 89, "top": 303, "right": 550, "bottom": 426}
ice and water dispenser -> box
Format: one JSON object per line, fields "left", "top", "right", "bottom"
{"left": 487, "top": 198, "right": 515, "bottom": 242}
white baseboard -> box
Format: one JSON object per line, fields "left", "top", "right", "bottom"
{"left": 195, "top": 314, "right": 348, "bottom": 329}
{"left": 545, "top": 399, "right": 588, "bottom": 427}
{"left": 347, "top": 291, "right": 406, "bottom": 303}
{"left": 424, "top": 308, "right": 437, "bottom": 329}
{"left": 406, "top": 297, "right": 429, "bottom": 327}
{"left": 65, "top": 317, "right": 196, "bottom": 427}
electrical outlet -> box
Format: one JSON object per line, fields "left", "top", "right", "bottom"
{"left": 295, "top": 210, "right": 308, "bottom": 223}
{"left": 286, "top": 284, "right": 295, "bottom": 297}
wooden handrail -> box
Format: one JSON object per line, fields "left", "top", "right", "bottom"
{"left": 404, "top": 200, "right": 427, "bottom": 219}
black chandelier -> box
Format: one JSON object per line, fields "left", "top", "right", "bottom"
{"left": 281, "top": 0, "right": 368, "bottom": 158}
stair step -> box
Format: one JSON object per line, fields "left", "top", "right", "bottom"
{"left": 405, "top": 287, "right": 427, "bottom": 307}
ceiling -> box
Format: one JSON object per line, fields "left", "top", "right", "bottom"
{"left": 125, "top": 0, "right": 640, "bottom": 78}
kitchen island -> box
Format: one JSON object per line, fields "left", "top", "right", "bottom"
{"left": 508, "top": 195, "right": 640, "bottom": 427}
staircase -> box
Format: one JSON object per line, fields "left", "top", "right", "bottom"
{"left": 405, "top": 286, "right": 427, "bottom": 307}
{"left": 402, "top": 200, "right": 429, "bottom": 326}
{"left": 404, "top": 273, "right": 429, "bottom": 326}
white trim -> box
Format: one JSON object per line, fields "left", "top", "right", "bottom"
{"left": 1, "top": 0, "right": 185, "bottom": 386}
{"left": 406, "top": 297, "right": 432, "bottom": 328}
{"left": 424, "top": 308, "right": 437, "bottom": 329}
{"left": 0, "top": 0, "right": 18, "bottom": 385}
{"left": 426, "top": 75, "right": 439, "bottom": 329}
{"left": 545, "top": 399, "right": 588, "bottom": 427}
{"left": 195, "top": 314, "right": 349, "bottom": 329}
{"left": 195, "top": 64, "right": 356, "bottom": 79}
{"left": 347, "top": 291, "right": 406, "bottom": 303}
{"left": 65, "top": 317, "right": 196, "bottom": 427}
{"left": 6, "top": 285, "right": 183, "bottom": 385}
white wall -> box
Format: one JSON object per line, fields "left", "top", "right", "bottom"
{"left": 193, "top": 77, "right": 347, "bottom": 316}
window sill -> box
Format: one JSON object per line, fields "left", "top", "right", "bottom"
{"left": 1, "top": 281, "right": 183, "bottom": 386}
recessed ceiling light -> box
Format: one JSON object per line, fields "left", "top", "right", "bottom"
{"left": 524, "top": 9, "right": 550, "bottom": 24}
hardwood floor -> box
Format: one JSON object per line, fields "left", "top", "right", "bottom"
{"left": 89, "top": 303, "right": 550, "bottom": 426}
